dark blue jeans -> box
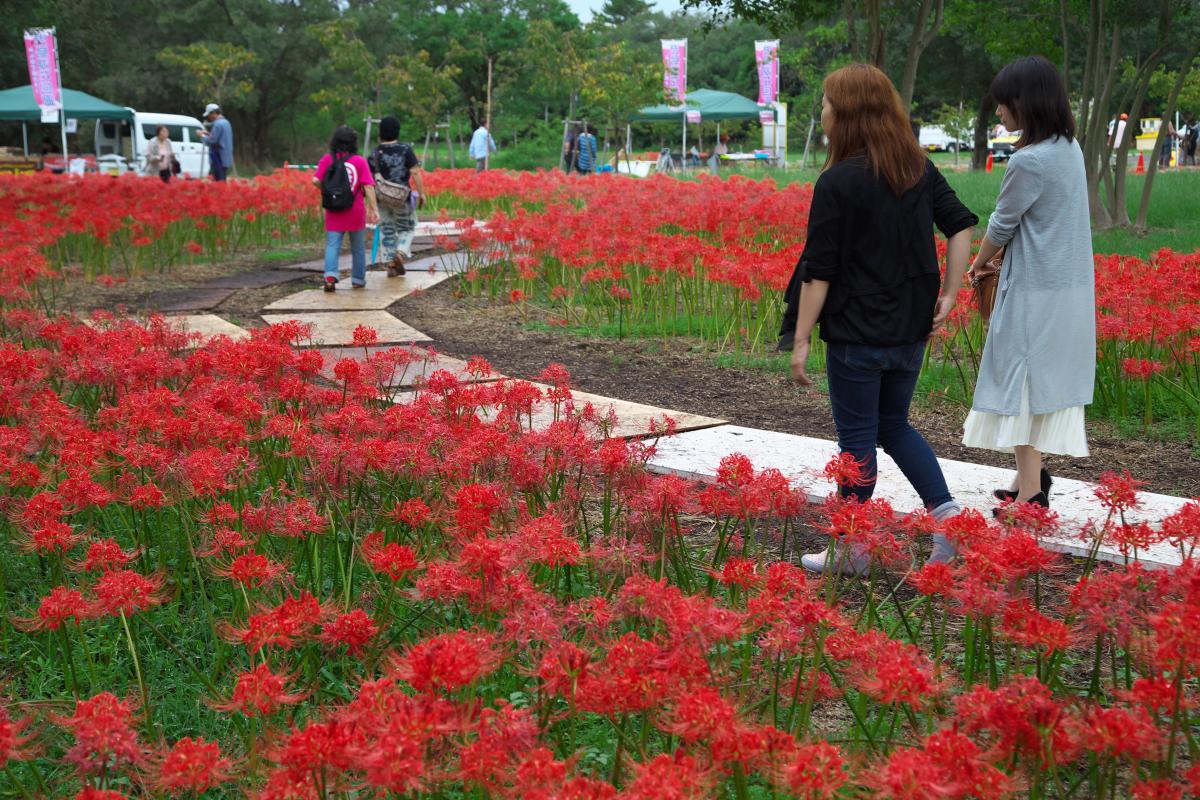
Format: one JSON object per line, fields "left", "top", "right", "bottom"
{"left": 210, "top": 147, "right": 227, "bottom": 181}
{"left": 825, "top": 341, "right": 953, "bottom": 509}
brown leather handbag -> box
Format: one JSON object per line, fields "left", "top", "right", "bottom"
{"left": 970, "top": 247, "right": 1004, "bottom": 322}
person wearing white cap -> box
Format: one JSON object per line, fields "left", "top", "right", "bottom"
{"left": 198, "top": 103, "right": 234, "bottom": 181}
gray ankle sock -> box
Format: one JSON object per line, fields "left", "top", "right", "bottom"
{"left": 929, "top": 500, "right": 962, "bottom": 521}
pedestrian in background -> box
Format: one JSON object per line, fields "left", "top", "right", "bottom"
{"left": 1183, "top": 116, "right": 1198, "bottom": 167}
{"left": 575, "top": 125, "right": 598, "bottom": 174}
{"left": 369, "top": 115, "right": 425, "bottom": 277}
{"left": 470, "top": 122, "right": 496, "bottom": 172}
{"left": 314, "top": 125, "right": 379, "bottom": 292}
{"left": 563, "top": 124, "right": 580, "bottom": 173}
{"left": 1160, "top": 118, "right": 1178, "bottom": 169}
{"left": 199, "top": 103, "right": 234, "bottom": 181}
{"left": 145, "top": 125, "right": 174, "bottom": 183}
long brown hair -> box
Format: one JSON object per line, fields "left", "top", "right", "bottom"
{"left": 823, "top": 64, "right": 926, "bottom": 195}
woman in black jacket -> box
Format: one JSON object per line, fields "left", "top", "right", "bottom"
{"left": 789, "top": 64, "right": 977, "bottom": 575}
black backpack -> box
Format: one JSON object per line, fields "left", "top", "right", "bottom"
{"left": 321, "top": 153, "right": 355, "bottom": 211}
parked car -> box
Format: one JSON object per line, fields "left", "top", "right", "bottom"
{"left": 94, "top": 110, "right": 210, "bottom": 178}
{"left": 988, "top": 130, "right": 1020, "bottom": 161}
{"left": 918, "top": 125, "right": 970, "bottom": 152}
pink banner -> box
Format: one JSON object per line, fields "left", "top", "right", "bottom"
{"left": 759, "top": 110, "right": 775, "bottom": 125}
{"left": 661, "top": 39, "right": 687, "bottom": 105}
{"left": 685, "top": 110, "right": 701, "bottom": 124}
{"left": 755, "top": 40, "right": 779, "bottom": 106}
{"left": 24, "top": 28, "right": 62, "bottom": 111}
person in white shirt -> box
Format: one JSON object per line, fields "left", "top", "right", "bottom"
{"left": 469, "top": 124, "right": 496, "bottom": 172}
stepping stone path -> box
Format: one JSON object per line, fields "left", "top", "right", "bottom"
{"left": 117, "top": 218, "right": 1189, "bottom": 572}
{"left": 146, "top": 287, "right": 234, "bottom": 312}
{"left": 315, "top": 345, "right": 494, "bottom": 388}
{"left": 262, "top": 270, "right": 450, "bottom": 312}
{"left": 647, "top": 425, "right": 1189, "bottom": 569}
{"left": 261, "top": 310, "right": 430, "bottom": 346}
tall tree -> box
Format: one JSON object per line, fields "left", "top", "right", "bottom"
{"left": 597, "top": 0, "right": 654, "bottom": 25}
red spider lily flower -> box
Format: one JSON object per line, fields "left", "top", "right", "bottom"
{"left": 14, "top": 585, "right": 94, "bottom": 631}
{"left": 75, "top": 789, "right": 130, "bottom": 800}
{"left": 389, "top": 497, "right": 432, "bottom": 527}
{"left": 621, "top": 750, "right": 714, "bottom": 800}
{"left": 822, "top": 451, "right": 871, "bottom": 488}
{"left": 1160, "top": 500, "right": 1200, "bottom": 553}
{"left": 149, "top": 736, "right": 236, "bottom": 796}
{"left": 127, "top": 482, "right": 166, "bottom": 509}
{"left": 20, "top": 521, "right": 86, "bottom": 555}
{"left": 55, "top": 692, "right": 143, "bottom": 777}
{"left": 71, "top": 538, "right": 140, "bottom": 573}
{"left": 457, "top": 700, "right": 540, "bottom": 792}
{"left": 212, "top": 552, "right": 289, "bottom": 589}
{"left": 509, "top": 289, "right": 526, "bottom": 303}
{"left": 536, "top": 640, "right": 591, "bottom": 697}
{"left": 955, "top": 676, "right": 1081, "bottom": 766}
{"left": 361, "top": 532, "right": 419, "bottom": 580}
{"left": 998, "top": 599, "right": 1073, "bottom": 655}
{"left": 774, "top": 739, "right": 846, "bottom": 800}
{"left": 212, "top": 663, "right": 307, "bottom": 717}
{"left": 392, "top": 629, "right": 501, "bottom": 693}
{"left": 271, "top": 720, "right": 358, "bottom": 790}
{"left": 352, "top": 325, "right": 378, "bottom": 347}
{"left": 908, "top": 561, "right": 956, "bottom": 596}
{"left": 1121, "top": 358, "right": 1165, "bottom": 379}
{"left": 89, "top": 569, "right": 167, "bottom": 617}
{"left": 1130, "top": 779, "right": 1185, "bottom": 800}
{"left": 1074, "top": 704, "right": 1163, "bottom": 762}
{"left": 714, "top": 556, "right": 764, "bottom": 589}
{"left": 1149, "top": 599, "right": 1200, "bottom": 675}
{"left": 319, "top": 608, "right": 378, "bottom": 655}
{"left": 867, "top": 728, "right": 1013, "bottom": 800}
{"left": 452, "top": 483, "right": 504, "bottom": 538}
{"left": 223, "top": 591, "right": 327, "bottom": 653}
{"left": 0, "top": 704, "right": 36, "bottom": 764}
{"left": 1103, "top": 520, "right": 1163, "bottom": 555}
{"left": 1094, "top": 470, "right": 1146, "bottom": 514}
{"left": 515, "top": 513, "right": 581, "bottom": 567}
{"left": 838, "top": 630, "right": 943, "bottom": 709}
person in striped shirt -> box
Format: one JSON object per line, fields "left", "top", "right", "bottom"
{"left": 575, "top": 125, "right": 598, "bottom": 174}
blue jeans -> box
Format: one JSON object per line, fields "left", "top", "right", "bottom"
{"left": 324, "top": 229, "right": 366, "bottom": 285}
{"left": 209, "top": 147, "right": 227, "bottom": 181}
{"left": 825, "top": 342, "right": 953, "bottom": 509}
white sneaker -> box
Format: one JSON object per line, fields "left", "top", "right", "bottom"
{"left": 925, "top": 501, "right": 963, "bottom": 565}
{"left": 800, "top": 542, "right": 870, "bottom": 576}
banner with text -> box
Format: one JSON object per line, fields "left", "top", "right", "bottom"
{"left": 24, "top": 28, "right": 62, "bottom": 114}
{"left": 686, "top": 110, "right": 701, "bottom": 124}
{"left": 661, "top": 39, "right": 688, "bottom": 105}
{"left": 754, "top": 40, "right": 780, "bottom": 106}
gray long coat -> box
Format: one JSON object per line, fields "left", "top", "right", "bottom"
{"left": 973, "top": 136, "right": 1096, "bottom": 416}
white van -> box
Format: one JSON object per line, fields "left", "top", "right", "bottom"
{"left": 94, "top": 110, "right": 210, "bottom": 178}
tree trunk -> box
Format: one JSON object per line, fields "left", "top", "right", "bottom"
{"left": 863, "top": 0, "right": 885, "bottom": 68}
{"left": 897, "top": 0, "right": 944, "bottom": 110}
{"left": 971, "top": 90, "right": 991, "bottom": 170}
{"left": 1135, "top": 41, "right": 1200, "bottom": 231}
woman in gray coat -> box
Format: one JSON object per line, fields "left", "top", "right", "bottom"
{"left": 965, "top": 56, "right": 1095, "bottom": 510}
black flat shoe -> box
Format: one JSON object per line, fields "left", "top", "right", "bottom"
{"left": 993, "top": 468, "right": 1052, "bottom": 501}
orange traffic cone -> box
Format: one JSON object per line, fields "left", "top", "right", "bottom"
{"left": 1136, "top": 153, "right": 1145, "bottom": 174}
{"left": 985, "top": 152, "right": 994, "bottom": 173}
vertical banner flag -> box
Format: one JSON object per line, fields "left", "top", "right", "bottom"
{"left": 661, "top": 39, "right": 687, "bottom": 105}
{"left": 759, "top": 110, "right": 775, "bottom": 125}
{"left": 754, "top": 40, "right": 780, "bottom": 106}
{"left": 685, "top": 110, "right": 701, "bottom": 124}
{"left": 24, "top": 28, "right": 63, "bottom": 114}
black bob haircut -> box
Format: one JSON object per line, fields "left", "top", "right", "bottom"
{"left": 329, "top": 125, "right": 358, "bottom": 154}
{"left": 990, "top": 56, "right": 1075, "bottom": 149}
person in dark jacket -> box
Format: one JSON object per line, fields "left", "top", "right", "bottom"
{"left": 789, "top": 64, "right": 977, "bottom": 574}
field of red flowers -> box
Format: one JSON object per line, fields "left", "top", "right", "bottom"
{"left": 425, "top": 169, "right": 1200, "bottom": 434}
{"left": 2, "top": 170, "right": 1200, "bottom": 799}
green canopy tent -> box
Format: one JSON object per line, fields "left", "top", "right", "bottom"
{"left": 0, "top": 85, "right": 133, "bottom": 157}
{"left": 631, "top": 88, "right": 768, "bottom": 165}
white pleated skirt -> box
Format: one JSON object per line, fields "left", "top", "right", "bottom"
{"left": 963, "top": 382, "right": 1089, "bottom": 457}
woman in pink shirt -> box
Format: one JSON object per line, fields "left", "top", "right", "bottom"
{"left": 314, "top": 125, "right": 379, "bottom": 291}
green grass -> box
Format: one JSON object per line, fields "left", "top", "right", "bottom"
{"left": 259, "top": 246, "right": 314, "bottom": 262}
{"left": 766, "top": 161, "right": 1200, "bottom": 258}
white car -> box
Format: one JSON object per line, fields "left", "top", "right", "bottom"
{"left": 918, "top": 125, "right": 970, "bottom": 153}
{"left": 94, "top": 110, "right": 210, "bottom": 178}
